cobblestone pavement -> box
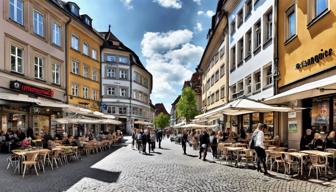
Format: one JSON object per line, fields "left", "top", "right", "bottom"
{"left": 67, "top": 137, "right": 336, "bottom": 192}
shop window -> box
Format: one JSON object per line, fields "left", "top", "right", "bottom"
{"left": 9, "top": 0, "right": 24, "bottom": 25}
{"left": 264, "top": 112, "right": 274, "bottom": 137}
{"left": 243, "top": 114, "right": 250, "bottom": 131}
{"left": 311, "top": 98, "right": 330, "bottom": 131}
{"left": 333, "top": 98, "right": 336, "bottom": 129}
{"left": 252, "top": 113, "right": 259, "bottom": 130}
{"left": 10, "top": 45, "right": 24, "bottom": 74}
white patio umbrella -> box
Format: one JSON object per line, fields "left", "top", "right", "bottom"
{"left": 181, "top": 123, "right": 218, "bottom": 129}
{"left": 134, "top": 120, "right": 153, "bottom": 125}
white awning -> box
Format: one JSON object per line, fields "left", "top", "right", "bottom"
{"left": 172, "top": 121, "right": 186, "bottom": 128}
{"left": 265, "top": 74, "right": 336, "bottom": 104}
{"left": 181, "top": 123, "right": 218, "bottom": 129}
{"left": 53, "top": 118, "right": 121, "bottom": 125}
{"left": 0, "top": 92, "right": 36, "bottom": 103}
{"left": 134, "top": 120, "right": 153, "bottom": 125}
{"left": 35, "top": 100, "right": 69, "bottom": 108}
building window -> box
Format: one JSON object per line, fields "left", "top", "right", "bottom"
{"left": 72, "top": 61, "right": 79, "bottom": 74}
{"left": 220, "top": 86, "right": 225, "bottom": 99}
{"left": 215, "top": 70, "right": 219, "bottom": 82}
{"left": 9, "top": 0, "right": 24, "bottom": 25}
{"left": 83, "top": 43, "right": 89, "bottom": 56}
{"left": 220, "top": 64, "right": 225, "bottom": 77}
{"left": 120, "top": 88, "right": 127, "bottom": 97}
{"left": 92, "top": 49, "right": 97, "bottom": 60}
{"left": 71, "top": 83, "right": 78, "bottom": 96}
{"left": 83, "top": 64, "right": 89, "bottom": 78}
{"left": 245, "top": 76, "right": 252, "bottom": 95}
{"left": 238, "top": 38, "right": 244, "bottom": 65}
{"left": 315, "top": 0, "right": 328, "bottom": 17}
{"left": 33, "top": 10, "right": 44, "bottom": 37}
{"left": 107, "top": 106, "right": 116, "bottom": 114}
{"left": 210, "top": 75, "right": 215, "bottom": 86}
{"left": 106, "top": 67, "right": 115, "bottom": 78}
{"left": 264, "top": 65, "right": 272, "bottom": 87}
{"left": 237, "top": 9, "right": 243, "bottom": 27}
{"left": 70, "top": 4, "right": 79, "bottom": 16}
{"left": 286, "top": 6, "right": 296, "bottom": 40}
{"left": 52, "top": 64, "right": 60, "bottom": 85}
{"left": 264, "top": 11, "right": 272, "bottom": 41}
{"left": 230, "top": 46, "right": 236, "bottom": 72}
{"left": 106, "top": 87, "right": 115, "bottom": 95}
{"left": 231, "top": 85, "right": 237, "bottom": 99}
{"left": 106, "top": 55, "right": 116, "bottom": 62}
{"left": 83, "top": 87, "right": 89, "bottom": 99}
{"left": 92, "top": 69, "right": 97, "bottom": 81}
{"left": 119, "top": 56, "right": 128, "bottom": 64}
{"left": 207, "top": 96, "right": 211, "bottom": 106}
{"left": 10, "top": 45, "right": 23, "bottom": 73}
{"left": 71, "top": 35, "right": 79, "bottom": 50}
{"left": 230, "top": 20, "right": 236, "bottom": 35}
{"left": 215, "top": 90, "right": 220, "bottom": 102}
{"left": 211, "top": 94, "right": 215, "bottom": 104}
{"left": 119, "top": 70, "right": 127, "bottom": 79}
{"left": 119, "top": 107, "right": 127, "bottom": 115}
{"left": 34, "top": 57, "right": 44, "bottom": 80}
{"left": 245, "top": 0, "right": 252, "bottom": 19}
{"left": 254, "top": 71, "right": 261, "bottom": 92}
{"left": 254, "top": 21, "right": 261, "bottom": 50}
{"left": 52, "top": 23, "right": 61, "bottom": 46}
{"left": 245, "top": 29, "right": 252, "bottom": 57}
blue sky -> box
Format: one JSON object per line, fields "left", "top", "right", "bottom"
{"left": 66, "top": 0, "right": 217, "bottom": 111}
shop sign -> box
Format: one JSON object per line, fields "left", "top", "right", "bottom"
{"left": 10, "top": 81, "right": 54, "bottom": 97}
{"left": 288, "top": 112, "right": 296, "bottom": 119}
{"left": 295, "top": 48, "right": 333, "bottom": 70}
{"left": 288, "top": 120, "right": 297, "bottom": 133}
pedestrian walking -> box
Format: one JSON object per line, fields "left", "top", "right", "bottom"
{"left": 181, "top": 131, "right": 188, "bottom": 155}
{"left": 250, "top": 123, "right": 269, "bottom": 175}
{"left": 143, "top": 129, "right": 149, "bottom": 154}
{"left": 199, "top": 129, "right": 210, "bottom": 161}
{"left": 132, "top": 129, "right": 136, "bottom": 148}
{"left": 157, "top": 129, "right": 163, "bottom": 148}
{"left": 209, "top": 131, "right": 218, "bottom": 159}
{"left": 136, "top": 130, "right": 143, "bottom": 153}
{"left": 150, "top": 133, "right": 156, "bottom": 152}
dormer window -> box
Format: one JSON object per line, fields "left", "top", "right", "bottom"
{"left": 85, "top": 17, "right": 91, "bottom": 26}
{"left": 70, "top": 4, "right": 79, "bottom": 16}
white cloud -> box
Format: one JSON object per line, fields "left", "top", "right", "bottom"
{"left": 141, "top": 29, "right": 204, "bottom": 110}
{"left": 198, "top": 10, "right": 215, "bottom": 17}
{"left": 120, "top": 0, "right": 134, "bottom": 9}
{"left": 153, "top": 0, "right": 182, "bottom": 9}
{"left": 193, "top": 0, "right": 201, "bottom": 5}
{"left": 195, "top": 22, "right": 203, "bottom": 32}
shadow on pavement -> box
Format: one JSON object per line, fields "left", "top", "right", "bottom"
{"left": 159, "top": 148, "right": 171, "bottom": 150}
{"left": 85, "top": 168, "right": 121, "bottom": 183}
{"left": 152, "top": 152, "right": 162, "bottom": 155}
{"left": 186, "top": 154, "right": 198, "bottom": 158}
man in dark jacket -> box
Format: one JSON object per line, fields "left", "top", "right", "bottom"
{"left": 199, "top": 130, "right": 210, "bottom": 161}
{"left": 181, "top": 131, "right": 188, "bottom": 155}
{"left": 156, "top": 129, "right": 163, "bottom": 148}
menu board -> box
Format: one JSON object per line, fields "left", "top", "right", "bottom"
{"left": 311, "top": 98, "right": 329, "bottom": 129}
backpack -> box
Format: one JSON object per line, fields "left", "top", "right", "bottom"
{"left": 249, "top": 131, "right": 258, "bottom": 149}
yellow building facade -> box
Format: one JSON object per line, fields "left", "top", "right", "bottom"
{"left": 66, "top": 2, "right": 103, "bottom": 111}
{"left": 276, "top": 0, "right": 336, "bottom": 149}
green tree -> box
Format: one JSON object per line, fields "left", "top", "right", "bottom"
{"left": 176, "top": 87, "right": 198, "bottom": 123}
{"left": 154, "top": 112, "right": 170, "bottom": 129}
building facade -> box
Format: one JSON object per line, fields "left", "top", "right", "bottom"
{"left": 183, "top": 72, "right": 202, "bottom": 112}
{"left": 269, "top": 0, "right": 336, "bottom": 149}
{"left": 100, "top": 29, "right": 152, "bottom": 134}
{"left": 64, "top": 2, "right": 103, "bottom": 112}
{"left": 225, "top": 0, "right": 276, "bottom": 133}
{"left": 0, "top": 0, "right": 69, "bottom": 137}
{"left": 170, "top": 95, "right": 181, "bottom": 127}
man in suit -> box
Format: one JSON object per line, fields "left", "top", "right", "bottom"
{"left": 157, "top": 129, "right": 163, "bottom": 148}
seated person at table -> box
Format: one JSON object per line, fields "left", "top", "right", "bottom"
{"left": 223, "top": 128, "right": 238, "bottom": 142}
{"left": 17, "top": 129, "right": 26, "bottom": 141}
{"left": 21, "top": 137, "right": 31, "bottom": 149}
{"left": 63, "top": 136, "right": 71, "bottom": 145}
{"left": 48, "top": 139, "right": 56, "bottom": 149}
{"left": 239, "top": 127, "right": 247, "bottom": 141}
{"left": 309, "top": 133, "right": 324, "bottom": 151}
{"left": 325, "top": 131, "right": 336, "bottom": 149}
{"left": 300, "top": 129, "right": 314, "bottom": 150}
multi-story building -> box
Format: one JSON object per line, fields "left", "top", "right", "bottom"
{"left": 266, "top": 0, "right": 336, "bottom": 149}
{"left": 183, "top": 71, "right": 202, "bottom": 112}
{"left": 100, "top": 28, "right": 152, "bottom": 134}
{"left": 196, "top": 0, "right": 228, "bottom": 128}
{"left": 64, "top": 2, "right": 103, "bottom": 112}
{"left": 170, "top": 95, "right": 181, "bottom": 127}
{"left": 0, "top": 0, "right": 69, "bottom": 137}
{"left": 225, "top": 0, "right": 276, "bottom": 133}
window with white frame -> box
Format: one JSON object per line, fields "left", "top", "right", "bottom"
{"left": 215, "top": 90, "right": 219, "bottom": 102}
{"left": 10, "top": 45, "right": 23, "bottom": 73}
{"left": 71, "top": 61, "right": 79, "bottom": 74}
{"left": 106, "top": 67, "right": 115, "bottom": 78}
{"left": 264, "top": 11, "right": 273, "bottom": 41}
{"left": 237, "top": 9, "right": 243, "bottom": 27}
{"left": 231, "top": 85, "right": 237, "bottom": 99}
{"left": 245, "top": 29, "right": 252, "bottom": 57}
{"left": 264, "top": 65, "right": 272, "bottom": 87}
{"left": 220, "top": 64, "right": 225, "bottom": 77}
{"left": 119, "top": 56, "right": 128, "bottom": 64}
{"left": 92, "top": 68, "right": 97, "bottom": 81}
{"left": 245, "top": 76, "right": 252, "bottom": 94}
{"left": 106, "top": 55, "right": 116, "bottom": 62}
{"left": 210, "top": 74, "right": 214, "bottom": 86}
{"left": 237, "top": 80, "right": 244, "bottom": 97}
{"left": 92, "top": 89, "right": 97, "bottom": 100}
{"left": 245, "top": 0, "right": 252, "bottom": 19}
{"left": 107, "top": 106, "right": 116, "bottom": 114}
{"left": 106, "top": 87, "right": 115, "bottom": 95}
{"left": 230, "top": 20, "right": 236, "bottom": 35}
{"left": 230, "top": 46, "right": 236, "bottom": 72}
{"left": 119, "top": 70, "right": 127, "bottom": 79}
{"left": 220, "top": 86, "right": 225, "bottom": 99}
{"left": 83, "top": 43, "right": 89, "bottom": 56}
{"left": 286, "top": 6, "right": 296, "bottom": 40}
{"left": 215, "top": 70, "right": 219, "bottom": 82}
{"left": 119, "top": 107, "right": 127, "bottom": 114}
{"left": 254, "top": 71, "right": 261, "bottom": 92}
{"left": 52, "top": 64, "right": 60, "bottom": 85}
{"left": 83, "top": 64, "right": 89, "bottom": 78}
{"left": 33, "top": 10, "right": 44, "bottom": 37}
{"left": 120, "top": 88, "right": 127, "bottom": 97}
{"left": 71, "top": 83, "right": 78, "bottom": 96}
{"left": 71, "top": 35, "right": 79, "bottom": 50}
{"left": 207, "top": 96, "right": 211, "bottom": 106}
{"left": 315, "top": 0, "right": 328, "bottom": 17}
{"left": 211, "top": 93, "right": 214, "bottom": 104}
{"left": 254, "top": 21, "right": 261, "bottom": 50}
{"left": 52, "top": 23, "right": 61, "bottom": 46}
{"left": 238, "top": 38, "right": 244, "bottom": 65}
{"left": 83, "top": 87, "right": 89, "bottom": 99}
{"left": 9, "top": 0, "right": 24, "bottom": 25}
{"left": 34, "top": 56, "right": 44, "bottom": 79}
{"left": 92, "top": 49, "right": 97, "bottom": 60}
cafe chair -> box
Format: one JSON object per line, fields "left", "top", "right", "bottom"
{"left": 240, "top": 149, "right": 254, "bottom": 168}
{"left": 51, "top": 149, "right": 63, "bottom": 168}
{"left": 6, "top": 154, "right": 20, "bottom": 174}
{"left": 38, "top": 151, "right": 53, "bottom": 172}
{"left": 284, "top": 153, "right": 299, "bottom": 175}
{"left": 308, "top": 155, "right": 327, "bottom": 180}
{"left": 271, "top": 152, "right": 285, "bottom": 173}
{"left": 22, "top": 152, "right": 39, "bottom": 178}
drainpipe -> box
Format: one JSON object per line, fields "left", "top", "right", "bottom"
{"left": 64, "top": 17, "right": 72, "bottom": 136}
{"left": 129, "top": 57, "right": 133, "bottom": 134}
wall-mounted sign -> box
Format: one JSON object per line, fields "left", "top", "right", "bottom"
{"left": 10, "top": 81, "right": 54, "bottom": 97}
{"left": 288, "top": 120, "right": 297, "bottom": 133}
{"left": 295, "top": 48, "right": 333, "bottom": 70}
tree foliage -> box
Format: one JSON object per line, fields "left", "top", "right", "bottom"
{"left": 176, "top": 87, "right": 198, "bottom": 123}
{"left": 154, "top": 112, "right": 170, "bottom": 129}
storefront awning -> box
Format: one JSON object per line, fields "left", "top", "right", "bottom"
{"left": 265, "top": 74, "right": 336, "bottom": 104}
{"left": 172, "top": 121, "right": 186, "bottom": 128}
{"left": 134, "top": 120, "right": 153, "bottom": 125}
{"left": 0, "top": 92, "right": 36, "bottom": 103}
{"left": 35, "top": 100, "right": 69, "bottom": 108}
{"left": 180, "top": 123, "right": 218, "bottom": 129}
{"left": 53, "top": 118, "right": 121, "bottom": 125}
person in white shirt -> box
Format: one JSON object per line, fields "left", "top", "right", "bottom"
{"left": 251, "top": 123, "right": 268, "bottom": 175}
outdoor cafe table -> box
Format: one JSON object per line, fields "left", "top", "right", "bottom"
{"left": 301, "top": 150, "right": 334, "bottom": 174}
{"left": 12, "top": 149, "right": 50, "bottom": 174}
{"left": 288, "top": 152, "right": 309, "bottom": 176}
{"left": 226, "top": 147, "right": 245, "bottom": 167}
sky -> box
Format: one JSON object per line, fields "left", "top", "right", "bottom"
{"left": 66, "top": 0, "right": 217, "bottom": 111}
